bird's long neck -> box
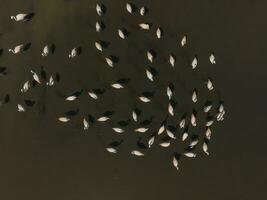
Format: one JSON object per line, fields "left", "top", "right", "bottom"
{"left": 11, "top": 16, "right": 17, "bottom": 20}
{"left": 8, "top": 49, "right": 14, "bottom": 53}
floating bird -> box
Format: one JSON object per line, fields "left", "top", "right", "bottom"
{"left": 169, "top": 54, "right": 176, "bottom": 67}
{"left": 179, "top": 118, "right": 186, "bottom": 129}
{"left": 172, "top": 155, "right": 179, "bottom": 171}
{"left": 181, "top": 35, "right": 187, "bottom": 47}
{"left": 88, "top": 91, "right": 98, "bottom": 100}
{"left": 207, "top": 78, "right": 214, "bottom": 90}
{"left": 126, "top": 3, "right": 133, "bottom": 14}
{"left": 191, "top": 56, "right": 198, "bottom": 69}
{"left": 95, "top": 41, "right": 103, "bottom": 52}
{"left": 192, "top": 89, "right": 198, "bottom": 103}
{"left": 132, "top": 108, "right": 141, "bottom": 122}
{"left": 146, "top": 68, "right": 154, "bottom": 82}
{"left": 168, "top": 103, "right": 174, "bottom": 116}
{"left": 183, "top": 152, "right": 196, "bottom": 158}
{"left": 206, "top": 119, "right": 214, "bottom": 127}
{"left": 9, "top": 44, "right": 24, "bottom": 54}
{"left": 30, "top": 70, "right": 41, "bottom": 84}
{"left": 10, "top": 13, "right": 30, "bottom": 22}
{"left": 131, "top": 150, "right": 144, "bottom": 156}
{"left": 58, "top": 117, "right": 70, "bottom": 122}
{"left": 105, "top": 57, "right": 114, "bottom": 67}
{"left": 166, "top": 129, "right": 176, "bottom": 139}
{"left": 147, "top": 50, "right": 154, "bottom": 63}
{"left": 106, "top": 147, "right": 117, "bottom": 154}
{"left": 209, "top": 53, "right": 216, "bottom": 64}
{"left": 148, "top": 135, "right": 155, "bottom": 148}
{"left": 204, "top": 103, "right": 212, "bottom": 113}
{"left": 139, "top": 96, "right": 151, "bottom": 103}
{"left": 83, "top": 118, "right": 89, "bottom": 130}
{"left": 66, "top": 95, "right": 77, "bottom": 101}
{"left": 156, "top": 27, "right": 163, "bottom": 39}
{"left": 158, "top": 123, "right": 165, "bottom": 135}
{"left": 189, "top": 138, "right": 199, "bottom": 148}
{"left": 97, "top": 116, "right": 110, "bottom": 122}
{"left": 159, "top": 142, "right": 170, "bottom": 147}
{"left": 41, "top": 45, "right": 50, "bottom": 56}
{"left": 111, "top": 82, "right": 124, "bottom": 89}
{"left": 118, "top": 28, "right": 127, "bottom": 39}
{"left": 139, "top": 6, "right": 147, "bottom": 16}
{"left": 135, "top": 127, "right": 149, "bottom": 133}
{"left": 190, "top": 113, "right": 197, "bottom": 127}
{"left": 96, "top": 4, "right": 104, "bottom": 16}
{"left": 17, "top": 104, "right": 25, "bottom": 112}
{"left": 205, "top": 127, "right": 212, "bottom": 140}
{"left": 46, "top": 76, "right": 54, "bottom": 86}
{"left": 68, "top": 48, "right": 78, "bottom": 58}
{"left": 21, "top": 81, "right": 30, "bottom": 93}
{"left": 182, "top": 131, "right": 188, "bottom": 141}
{"left": 139, "top": 23, "right": 150, "bottom": 30}
{"left": 96, "top": 21, "right": 103, "bottom": 32}
{"left": 112, "top": 127, "right": 124, "bottom": 133}
{"left": 167, "top": 84, "right": 174, "bottom": 100}
{"left": 202, "top": 141, "right": 209, "bottom": 155}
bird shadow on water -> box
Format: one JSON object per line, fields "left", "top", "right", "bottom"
{"left": 0, "top": 49, "right": 3, "bottom": 56}
{"left": 87, "top": 114, "right": 95, "bottom": 124}
{"left": 65, "top": 109, "right": 80, "bottom": 117}
{"left": 25, "top": 13, "right": 35, "bottom": 21}
{"left": 23, "top": 43, "right": 31, "bottom": 51}
{"left": 51, "top": 44, "right": 56, "bottom": 54}
{"left": 140, "top": 117, "right": 153, "bottom": 126}
{"left": 24, "top": 99, "right": 35, "bottom": 107}
{"left": 55, "top": 73, "right": 61, "bottom": 82}
{"left": 109, "top": 140, "right": 123, "bottom": 147}
{"left": 0, "top": 67, "right": 8, "bottom": 76}
{"left": 40, "top": 66, "right": 47, "bottom": 80}
{"left": 117, "top": 119, "right": 130, "bottom": 127}
{"left": 137, "top": 137, "right": 147, "bottom": 149}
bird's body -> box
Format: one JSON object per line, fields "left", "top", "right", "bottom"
{"left": 9, "top": 44, "right": 24, "bottom": 54}
{"left": 11, "top": 13, "right": 29, "bottom": 22}
{"left": 131, "top": 150, "right": 144, "bottom": 156}
{"left": 69, "top": 48, "right": 78, "bottom": 58}
{"left": 41, "top": 45, "right": 50, "bottom": 56}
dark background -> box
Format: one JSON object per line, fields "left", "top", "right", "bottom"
{"left": 0, "top": 0, "right": 266, "bottom": 199}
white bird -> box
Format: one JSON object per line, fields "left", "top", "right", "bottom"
{"left": 46, "top": 76, "right": 54, "bottom": 86}
{"left": 68, "top": 48, "right": 78, "bottom": 58}
{"left": 96, "top": 21, "right": 102, "bottom": 32}
{"left": 167, "top": 85, "right": 173, "bottom": 100}
{"left": 217, "top": 112, "right": 225, "bottom": 121}
{"left": 112, "top": 127, "right": 124, "bottom": 133}
{"left": 105, "top": 57, "right": 114, "bottom": 67}
{"left": 95, "top": 41, "right": 103, "bottom": 52}
{"left": 191, "top": 56, "right": 198, "bottom": 69}
{"left": 58, "top": 117, "right": 70, "bottom": 122}
{"left": 159, "top": 142, "right": 170, "bottom": 147}
{"left": 139, "top": 96, "right": 151, "bottom": 103}
{"left": 181, "top": 35, "right": 187, "bottom": 47}
{"left": 139, "top": 23, "right": 150, "bottom": 30}
{"left": 147, "top": 50, "right": 154, "bottom": 63}
{"left": 148, "top": 136, "right": 155, "bottom": 148}
{"left": 206, "top": 119, "right": 214, "bottom": 127}
{"left": 135, "top": 127, "right": 148, "bottom": 133}
{"left": 21, "top": 81, "right": 30, "bottom": 93}
{"left": 83, "top": 118, "right": 89, "bottom": 130}
{"left": 158, "top": 124, "right": 165, "bottom": 135}
{"left": 182, "top": 131, "right": 188, "bottom": 141}
{"left": 65, "top": 95, "right": 77, "bottom": 101}
{"left": 209, "top": 53, "right": 216, "bottom": 64}
{"left": 30, "top": 70, "right": 41, "bottom": 84}
{"left": 10, "top": 13, "right": 29, "bottom": 22}
{"left": 96, "top": 4, "right": 103, "bottom": 16}
{"left": 168, "top": 103, "right": 174, "bottom": 116}
{"left": 166, "top": 129, "right": 176, "bottom": 139}
{"left": 156, "top": 27, "right": 162, "bottom": 39}
{"left": 202, "top": 142, "right": 209, "bottom": 155}
{"left": 179, "top": 118, "right": 186, "bottom": 129}
{"left": 183, "top": 152, "right": 196, "bottom": 158}
{"left": 97, "top": 116, "right": 110, "bottom": 122}
{"left": 207, "top": 78, "right": 214, "bottom": 90}
{"left": 17, "top": 104, "right": 25, "bottom": 112}
{"left": 169, "top": 54, "right": 176, "bottom": 67}
{"left": 139, "top": 7, "right": 147, "bottom": 16}
{"left": 172, "top": 156, "right": 179, "bottom": 171}
{"left": 111, "top": 83, "right": 124, "bottom": 89}
{"left": 189, "top": 139, "right": 199, "bottom": 148}
{"left": 205, "top": 127, "right": 212, "bottom": 140}
{"left": 118, "top": 29, "right": 126, "bottom": 39}
{"left": 132, "top": 110, "right": 138, "bottom": 122}
{"left": 9, "top": 44, "right": 24, "bottom": 54}
{"left": 131, "top": 150, "right": 144, "bottom": 156}
{"left": 106, "top": 147, "right": 117, "bottom": 154}
{"left": 126, "top": 3, "right": 133, "bottom": 14}
{"left": 219, "top": 103, "right": 225, "bottom": 113}
{"left": 204, "top": 104, "right": 212, "bottom": 113}
{"left": 88, "top": 91, "right": 98, "bottom": 100}
{"left": 146, "top": 69, "right": 154, "bottom": 82}
{"left": 190, "top": 113, "right": 197, "bottom": 127}
{"left": 41, "top": 45, "right": 50, "bottom": 56}
{"left": 192, "top": 89, "right": 198, "bottom": 103}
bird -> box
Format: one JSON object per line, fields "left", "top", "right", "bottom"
{"left": 207, "top": 78, "right": 214, "bottom": 90}
{"left": 202, "top": 141, "right": 209, "bottom": 155}
{"left": 58, "top": 117, "right": 70, "bottom": 122}
{"left": 191, "top": 56, "right": 198, "bottom": 69}
{"left": 139, "top": 96, "right": 151, "bottom": 103}
{"left": 68, "top": 48, "right": 78, "bottom": 58}
{"left": 10, "top": 13, "right": 30, "bottom": 22}
{"left": 148, "top": 135, "right": 155, "bottom": 148}
{"left": 21, "top": 81, "right": 30, "bottom": 93}
{"left": 183, "top": 152, "right": 196, "bottom": 158}
{"left": 147, "top": 50, "right": 154, "bottom": 63}
{"left": 111, "top": 82, "right": 124, "bottom": 89}
{"left": 41, "top": 45, "right": 50, "bottom": 56}
{"left": 135, "top": 127, "right": 149, "bottom": 133}
{"left": 206, "top": 119, "right": 214, "bottom": 127}
{"left": 105, "top": 57, "right": 114, "bottom": 67}
{"left": 139, "top": 7, "right": 147, "bottom": 16}
{"left": 166, "top": 129, "right": 176, "bottom": 139}
{"left": 30, "top": 70, "right": 41, "bottom": 84}
{"left": 146, "top": 68, "right": 154, "bottom": 82}
{"left": 209, "top": 53, "right": 216, "bottom": 64}
{"left": 126, "top": 3, "right": 133, "bottom": 14}
{"left": 192, "top": 89, "right": 198, "bottom": 103}
{"left": 83, "top": 118, "right": 89, "bottom": 130}
{"left": 9, "top": 44, "right": 24, "bottom": 54}
{"left": 204, "top": 103, "right": 212, "bottom": 113}
{"left": 158, "top": 123, "right": 165, "bottom": 135}
{"left": 95, "top": 41, "right": 103, "bottom": 52}
{"left": 168, "top": 103, "right": 174, "bottom": 116}
{"left": 112, "top": 127, "right": 124, "bottom": 133}
{"left": 182, "top": 131, "right": 188, "bottom": 141}
{"left": 172, "top": 155, "right": 179, "bottom": 171}
{"left": 169, "top": 54, "right": 176, "bottom": 67}
{"left": 167, "top": 84, "right": 174, "bottom": 100}
{"left": 17, "top": 104, "right": 26, "bottom": 112}
{"left": 88, "top": 91, "right": 98, "bottom": 100}
{"left": 159, "top": 142, "right": 170, "bottom": 147}
{"left": 139, "top": 23, "right": 150, "bottom": 30}
{"left": 131, "top": 150, "right": 144, "bottom": 156}
{"left": 205, "top": 127, "right": 212, "bottom": 140}
{"left": 156, "top": 27, "right": 163, "bottom": 39}
{"left": 189, "top": 138, "right": 199, "bottom": 148}
{"left": 118, "top": 28, "right": 127, "bottom": 39}
{"left": 96, "top": 21, "right": 103, "bottom": 32}
{"left": 190, "top": 113, "right": 197, "bottom": 127}
{"left": 181, "top": 35, "right": 187, "bottom": 47}
{"left": 97, "top": 116, "right": 110, "bottom": 122}
{"left": 46, "top": 76, "right": 54, "bottom": 86}
{"left": 96, "top": 4, "right": 104, "bottom": 16}
{"left": 106, "top": 147, "right": 117, "bottom": 154}
{"left": 179, "top": 118, "right": 186, "bottom": 129}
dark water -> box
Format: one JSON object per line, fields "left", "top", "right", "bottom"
{"left": 0, "top": 0, "right": 266, "bottom": 199}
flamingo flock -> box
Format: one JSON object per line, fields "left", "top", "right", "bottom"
{"left": 2, "top": 2, "right": 226, "bottom": 172}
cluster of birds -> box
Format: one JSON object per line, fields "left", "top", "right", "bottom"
{"left": 3, "top": 2, "right": 226, "bottom": 172}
